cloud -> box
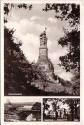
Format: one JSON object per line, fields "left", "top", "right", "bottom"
{"left": 6, "top": 18, "right": 45, "bottom": 36}
{"left": 48, "top": 17, "right": 56, "bottom": 23}
{"left": 16, "top": 18, "right": 44, "bottom": 35}
{"left": 48, "top": 39, "right": 68, "bottom": 55}
{"left": 20, "top": 33, "right": 39, "bottom": 62}
{"left": 48, "top": 46, "right": 68, "bottom": 73}
{"left": 30, "top": 16, "right": 41, "bottom": 21}
{"left": 59, "top": 71, "right": 73, "bottom": 81}
{"left": 49, "top": 47, "right": 68, "bottom": 63}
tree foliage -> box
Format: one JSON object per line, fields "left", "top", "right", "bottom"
{"left": 4, "top": 3, "right": 32, "bottom": 15}
{"left": 32, "top": 102, "right": 41, "bottom": 111}
{"left": 59, "top": 30, "right": 80, "bottom": 72}
{"left": 4, "top": 27, "right": 33, "bottom": 95}
{"left": 43, "top": 4, "right": 80, "bottom": 26}
{"left": 4, "top": 3, "right": 32, "bottom": 23}
{"left": 43, "top": 4, "right": 80, "bottom": 73}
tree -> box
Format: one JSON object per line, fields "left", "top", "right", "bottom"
{"left": 31, "top": 102, "right": 41, "bottom": 121}
{"left": 43, "top": 4, "right": 80, "bottom": 72}
{"left": 31, "top": 63, "right": 49, "bottom": 91}
{"left": 43, "top": 4, "right": 80, "bottom": 95}
{"left": 71, "top": 73, "right": 80, "bottom": 96}
{"left": 65, "top": 98, "right": 80, "bottom": 121}
{"left": 4, "top": 27, "right": 33, "bottom": 95}
{"left": 4, "top": 3, "right": 32, "bottom": 22}
{"left": 43, "top": 4, "right": 80, "bottom": 25}
{"left": 58, "top": 30, "right": 80, "bottom": 72}
{"left": 32, "top": 102, "right": 41, "bottom": 111}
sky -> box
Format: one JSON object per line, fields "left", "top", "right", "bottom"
{"left": 4, "top": 97, "right": 41, "bottom": 103}
{"left": 5, "top": 4, "right": 74, "bottom": 81}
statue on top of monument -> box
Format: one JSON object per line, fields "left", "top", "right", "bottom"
{"left": 40, "top": 27, "right": 47, "bottom": 47}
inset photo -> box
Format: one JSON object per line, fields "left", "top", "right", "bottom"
{"left": 4, "top": 97, "right": 41, "bottom": 122}
{"left": 43, "top": 98, "right": 80, "bottom": 122}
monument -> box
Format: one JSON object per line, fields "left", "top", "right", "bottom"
{"left": 31, "top": 28, "right": 71, "bottom": 94}
{"left": 37, "top": 28, "right": 54, "bottom": 81}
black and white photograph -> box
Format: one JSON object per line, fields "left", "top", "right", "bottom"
{"left": 4, "top": 3, "right": 80, "bottom": 96}
{"left": 4, "top": 97, "right": 41, "bottom": 122}
{"left": 43, "top": 98, "right": 80, "bottom": 122}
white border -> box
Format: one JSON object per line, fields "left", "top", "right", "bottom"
{"left": 1, "top": 0, "right": 83, "bottom": 125}
{"left": 80, "top": 1, "right": 84, "bottom": 125}
{"left": 1, "top": 2, "right": 4, "bottom": 125}
{"left": 1, "top": 0, "right": 81, "bottom": 4}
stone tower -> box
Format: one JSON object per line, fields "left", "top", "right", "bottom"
{"left": 39, "top": 28, "right": 48, "bottom": 61}
{"left": 37, "top": 28, "right": 54, "bottom": 80}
